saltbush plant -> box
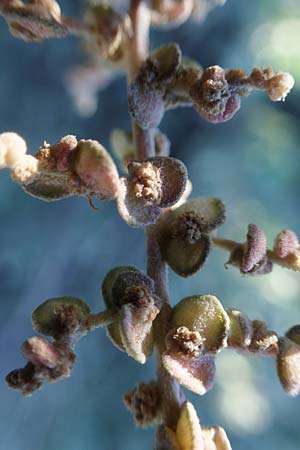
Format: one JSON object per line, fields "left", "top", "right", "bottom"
{"left": 0, "top": 0, "right": 299, "bottom": 449}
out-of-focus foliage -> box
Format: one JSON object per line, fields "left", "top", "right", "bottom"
{"left": 0, "top": 0, "right": 299, "bottom": 449}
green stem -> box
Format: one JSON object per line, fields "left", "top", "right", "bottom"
{"left": 88, "top": 310, "right": 118, "bottom": 330}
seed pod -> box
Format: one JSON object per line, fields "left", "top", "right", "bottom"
{"left": 74, "top": 139, "right": 119, "bottom": 200}
{"left": 159, "top": 197, "right": 225, "bottom": 277}
{"left": 277, "top": 337, "right": 300, "bottom": 396}
{"left": 227, "top": 309, "right": 253, "bottom": 349}
{"left": 119, "top": 298, "right": 159, "bottom": 364}
{"left": 32, "top": 297, "right": 90, "bottom": 338}
{"left": 162, "top": 350, "right": 215, "bottom": 396}
{"left": 102, "top": 266, "right": 138, "bottom": 351}
{"left": 172, "top": 295, "right": 230, "bottom": 353}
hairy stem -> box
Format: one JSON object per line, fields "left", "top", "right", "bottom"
{"left": 88, "top": 310, "right": 118, "bottom": 330}
{"left": 128, "top": 0, "right": 183, "bottom": 430}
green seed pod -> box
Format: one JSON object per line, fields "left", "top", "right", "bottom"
{"left": 159, "top": 197, "right": 225, "bottom": 277}
{"left": 32, "top": 297, "right": 90, "bottom": 337}
{"left": 102, "top": 266, "right": 139, "bottom": 310}
{"left": 172, "top": 295, "right": 230, "bottom": 353}
{"left": 101, "top": 266, "right": 138, "bottom": 351}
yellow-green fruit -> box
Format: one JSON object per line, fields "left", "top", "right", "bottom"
{"left": 171, "top": 295, "right": 230, "bottom": 353}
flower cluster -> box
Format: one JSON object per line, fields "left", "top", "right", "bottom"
{"left": 6, "top": 297, "right": 92, "bottom": 395}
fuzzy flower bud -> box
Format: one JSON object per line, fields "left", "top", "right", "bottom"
{"left": 124, "top": 381, "right": 162, "bottom": 427}
{"left": 190, "top": 65, "right": 241, "bottom": 123}
{"left": 10, "top": 154, "right": 39, "bottom": 185}
{"left": 84, "top": 4, "right": 126, "bottom": 61}
{"left": 248, "top": 68, "right": 294, "bottom": 101}
{"left": 74, "top": 139, "right": 119, "bottom": 200}
{"left": 273, "top": 229, "right": 298, "bottom": 258}
{"left": 117, "top": 156, "right": 187, "bottom": 227}
{"left": 227, "top": 224, "right": 273, "bottom": 276}
{"left": 21, "top": 336, "right": 59, "bottom": 369}
{"left": 0, "top": 132, "right": 27, "bottom": 169}
{"left": 128, "top": 44, "right": 182, "bottom": 129}
{"left": 0, "top": 0, "right": 67, "bottom": 41}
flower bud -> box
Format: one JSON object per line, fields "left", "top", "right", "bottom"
{"left": 227, "top": 224, "right": 273, "bottom": 276}
{"left": 22, "top": 336, "right": 59, "bottom": 369}
{"left": 74, "top": 139, "right": 119, "bottom": 200}
{"left": 0, "top": 132, "right": 27, "bottom": 169}
{"left": 202, "top": 426, "right": 232, "bottom": 450}
{"left": 84, "top": 4, "right": 125, "bottom": 61}
{"left": 124, "top": 381, "right": 162, "bottom": 427}
{"left": 50, "top": 135, "right": 78, "bottom": 172}
{"left": 10, "top": 154, "right": 39, "bottom": 185}
{"left": 190, "top": 65, "right": 241, "bottom": 123}
{"left": 151, "top": 0, "right": 194, "bottom": 28}
{"left": 248, "top": 320, "right": 278, "bottom": 356}
{"left": 117, "top": 157, "right": 187, "bottom": 227}
{"left": 102, "top": 266, "right": 139, "bottom": 351}
{"left": 273, "top": 229, "right": 298, "bottom": 258}
{"left": 0, "top": 0, "right": 67, "bottom": 41}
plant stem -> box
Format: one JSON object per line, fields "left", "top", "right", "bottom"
{"left": 88, "top": 310, "right": 118, "bottom": 330}
{"left": 212, "top": 236, "right": 300, "bottom": 271}
{"left": 128, "top": 0, "right": 183, "bottom": 430}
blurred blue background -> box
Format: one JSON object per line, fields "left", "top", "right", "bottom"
{"left": 0, "top": 0, "right": 300, "bottom": 449}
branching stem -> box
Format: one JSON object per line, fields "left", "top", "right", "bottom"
{"left": 128, "top": 0, "right": 183, "bottom": 430}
